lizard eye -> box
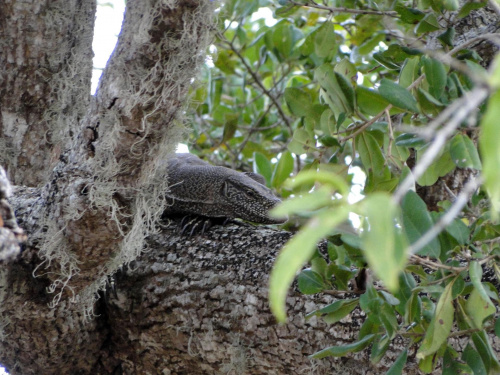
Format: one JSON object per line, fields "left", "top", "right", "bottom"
{"left": 246, "top": 190, "right": 256, "bottom": 198}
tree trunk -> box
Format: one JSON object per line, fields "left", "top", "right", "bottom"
{"left": 0, "top": 1, "right": 498, "bottom": 374}
{"left": 4, "top": 186, "right": 420, "bottom": 374}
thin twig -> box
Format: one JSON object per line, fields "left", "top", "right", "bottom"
{"left": 409, "top": 176, "right": 482, "bottom": 255}
{"left": 341, "top": 111, "right": 387, "bottom": 142}
{"left": 291, "top": 0, "right": 398, "bottom": 16}
{"left": 409, "top": 255, "right": 467, "bottom": 272}
{"left": 218, "top": 36, "right": 293, "bottom": 133}
{"left": 341, "top": 75, "right": 425, "bottom": 142}
{"left": 448, "top": 33, "right": 500, "bottom": 56}
{"left": 393, "top": 87, "right": 488, "bottom": 203}
{"left": 488, "top": 0, "right": 500, "bottom": 16}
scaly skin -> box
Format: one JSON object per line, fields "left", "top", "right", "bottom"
{"left": 164, "top": 153, "right": 287, "bottom": 224}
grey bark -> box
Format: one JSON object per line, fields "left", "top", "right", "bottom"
{"left": 0, "top": 1, "right": 499, "bottom": 374}
{"left": 3, "top": 184, "right": 419, "bottom": 374}
{"left": 0, "top": 0, "right": 95, "bottom": 186}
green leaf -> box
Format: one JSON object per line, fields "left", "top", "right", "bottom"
{"left": 271, "top": 151, "right": 294, "bottom": 188}
{"left": 401, "top": 191, "right": 441, "bottom": 257}
{"left": 214, "top": 50, "right": 237, "bottom": 74}
{"left": 358, "top": 33, "right": 385, "bottom": 55}
{"left": 451, "top": 275, "right": 465, "bottom": 299}
{"left": 496, "top": 317, "right": 500, "bottom": 338}
{"left": 422, "top": 56, "right": 447, "bottom": 99}
{"left": 356, "top": 86, "right": 391, "bottom": 116}
{"left": 462, "top": 344, "right": 487, "bottom": 375}
{"left": 465, "top": 60, "right": 489, "bottom": 83}
{"left": 416, "top": 143, "right": 456, "bottom": 186}
{"left": 329, "top": 264, "right": 356, "bottom": 290}
{"left": 320, "top": 108, "right": 336, "bottom": 136}
{"left": 468, "top": 261, "right": 495, "bottom": 328}
{"left": 312, "top": 298, "right": 358, "bottom": 315}
{"left": 297, "top": 269, "right": 324, "bottom": 294}
{"left": 380, "top": 290, "right": 400, "bottom": 305}
{"left": 395, "top": 133, "right": 426, "bottom": 148}
{"left": 418, "top": 353, "right": 435, "bottom": 373}
{"left": 466, "top": 288, "right": 495, "bottom": 329}
{"left": 361, "top": 193, "right": 408, "bottom": 291}
{"left": 370, "top": 335, "right": 390, "bottom": 364}
{"left": 269, "top": 206, "right": 351, "bottom": 322}
{"left": 271, "top": 187, "right": 332, "bottom": 217}
{"left": 396, "top": 272, "right": 416, "bottom": 314}
{"left": 394, "top": 5, "right": 425, "bottom": 24}
{"left": 378, "top": 79, "right": 419, "bottom": 113}
{"left": 441, "top": 0, "right": 459, "bottom": 11}
{"left": 450, "top": 133, "right": 482, "bottom": 170}
{"left": 284, "top": 169, "right": 349, "bottom": 196}
{"left": 443, "top": 347, "right": 473, "bottom": 375}
{"left": 334, "top": 58, "right": 357, "bottom": 80}
{"left": 490, "top": 51, "right": 500, "bottom": 88}
{"left": 221, "top": 113, "right": 239, "bottom": 142}
{"left": 437, "top": 28, "right": 456, "bottom": 47}
{"left": 311, "top": 334, "right": 376, "bottom": 358}
{"left": 271, "top": 21, "right": 295, "bottom": 59}
{"left": 399, "top": 57, "right": 421, "bottom": 88}
{"left": 308, "top": 298, "right": 359, "bottom": 324}
{"left": 253, "top": 152, "right": 273, "bottom": 186}
{"left": 318, "top": 135, "right": 339, "bottom": 147}
{"left": 379, "top": 303, "right": 399, "bottom": 339}
{"left": 373, "top": 52, "right": 401, "bottom": 70}
{"left": 417, "top": 88, "right": 443, "bottom": 116}
{"left": 387, "top": 349, "right": 408, "bottom": 375}
{"left": 315, "top": 64, "right": 355, "bottom": 116}
{"left": 275, "top": 3, "right": 299, "bottom": 17}
{"left": 417, "top": 278, "right": 455, "bottom": 358}
{"left": 457, "top": 1, "right": 486, "bottom": 18}
{"left": 471, "top": 331, "right": 500, "bottom": 373}
{"left": 355, "top": 132, "right": 386, "bottom": 178}
{"left": 314, "top": 21, "right": 337, "bottom": 58}
{"left": 415, "top": 13, "right": 441, "bottom": 34}
{"left": 479, "top": 90, "right": 500, "bottom": 219}
{"left": 287, "top": 128, "right": 313, "bottom": 155}
{"left": 284, "top": 87, "right": 312, "bottom": 117}
{"left": 405, "top": 292, "right": 422, "bottom": 325}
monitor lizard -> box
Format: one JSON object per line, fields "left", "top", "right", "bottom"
{"left": 163, "top": 153, "right": 287, "bottom": 234}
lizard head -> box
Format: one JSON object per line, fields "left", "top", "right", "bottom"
{"left": 221, "top": 174, "right": 288, "bottom": 224}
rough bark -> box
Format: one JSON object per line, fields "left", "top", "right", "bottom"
{"left": 0, "top": 0, "right": 216, "bottom": 312}
{"left": 0, "top": 0, "right": 95, "bottom": 186}
{"left": 2, "top": 191, "right": 421, "bottom": 374}
{"left": 2, "top": 188, "right": 500, "bottom": 374}
{"left": 0, "top": 1, "right": 499, "bottom": 374}
{"left": 0, "top": 168, "right": 25, "bottom": 262}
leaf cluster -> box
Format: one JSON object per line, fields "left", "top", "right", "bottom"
{"left": 187, "top": 0, "right": 500, "bottom": 372}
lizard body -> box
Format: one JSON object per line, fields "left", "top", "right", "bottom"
{"left": 164, "top": 153, "right": 286, "bottom": 224}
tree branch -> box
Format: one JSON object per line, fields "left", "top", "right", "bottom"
{"left": 291, "top": 0, "right": 398, "bottom": 17}
{"left": 409, "top": 177, "right": 481, "bottom": 255}
{"left": 393, "top": 87, "right": 489, "bottom": 203}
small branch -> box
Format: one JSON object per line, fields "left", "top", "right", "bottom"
{"left": 488, "top": 0, "right": 500, "bottom": 16}
{"left": 409, "top": 176, "right": 482, "bottom": 255}
{"left": 400, "top": 326, "right": 485, "bottom": 339}
{"left": 386, "top": 108, "right": 395, "bottom": 163}
{"left": 341, "top": 75, "right": 425, "bottom": 142}
{"left": 448, "top": 33, "right": 500, "bottom": 56}
{"left": 341, "top": 111, "right": 387, "bottom": 142}
{"left": 218, "top": 36, "right": 293, "bottom": 133}
{"left": 393, "top": 87, "right": 488, "bottom": 203}
{"left": 409, "top": 255, "right": 467, "bottom": 272}
{"left": 290, "top": 0, "right": 398, "bottom": 17}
